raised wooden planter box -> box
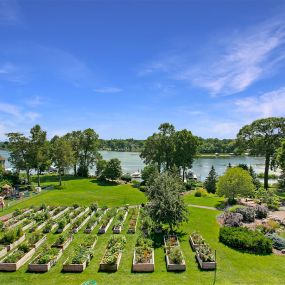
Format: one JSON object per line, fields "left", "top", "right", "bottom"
{"left": 7, "top": 234, "right": 26, "bottom": 251}
{"left": 53, "top": 236, "right": 73, "bottom": 251}
{"left": 196, "top": 253, "right": 216, "bottom": 270}
{"left": 0, "top": 247, "right": 36, "bottom": 271}
{"left": 0, "top": 247, "right": 7, "bottom": 259}
{"left": 127, "top": 208, "right": 140, "bottom": 234}
{"left": 85, "top": 210, "right": 106, "bottom": 233}
{"left": 28, "top": 250, "right": 63, "bottom": 272}
{"left": 62, "top": 260, "right": 87, "bottom": 272}
{"left": 165, "top": 254, "right": 186, "bottom": 271}
{"left": 132, "top": 248, "right": 154, "bottom": 272}
{"left": 33, "top": 235, "right": 47, "bottom": 249}
{"left": 35, "top": 221, "right": 47, "bottom": 232}
{"left": 164, "top": 235, "right": 180, "bottom": 248}
{"left": 72, "top": 212, "right": 93, "bottom": 233}
{"left": 52, "top": 207, "right": 69, "bottom": 220}
{"left": 189, "top": 236, "right": 205, "bottom": 251}
{"left": 22, "top": 221, "right": 36, "bottom": 231}
{"left": 113, "top": 211, "right": 128, "bottom": 234}
{"left": 56, "top": 223, "right": 71, "bottom": 234}
{"left": 98, "top": 217, "right": 114, "bottom": 234}
{"left": 99, "top": 252, "right": 122, "bottom": 272}
{"left": 8, "top": 218, "right": 27, "bottom": 230}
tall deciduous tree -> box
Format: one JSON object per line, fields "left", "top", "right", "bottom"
{"left": 204, "top": 166, "right": 218, "bottom": 193}
{"left": 217, "top": 167, "right": 255, "bottom": 203}
{"left": 237, "top": 117, "right": 285, "bottom": 189}
{"left": 30, "top": 125, "right": 50, "bottom": 187}
{"left": 6, "top": 132, "right": 33, "bottom": 184}
{"left": 50, "top": 136, "right": 74, "bottom": 186}
{"left": 277, "top": 139, "right": 285, "bottom": 190}
{"left": 103, "top": 158, "right": 122, "bottom": 181}
{"left": 146, "top": 172, "right": 189, "bottom": 231}
{"left": 173, "top": 129, "right": 199, "bottom": 181}
{"left": 77, "top": 128, "right": 100, "bottom": 177}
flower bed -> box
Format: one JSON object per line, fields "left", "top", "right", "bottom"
{"left": 99, "top": 235, "right": 126, "bottom": 272}
{"left": 165, "top": 246, "right": 186, "bottom": 271}
{"left": 164, "top": 235, "right": 180, "bottom": 247}
{"left": 127, "top": 207, "right": 140, "bottom": 234}
{"left": 28, "top": 247, "right": 63, "bottom": 272}
{"left": 52, "top": 234, "right": 73, "bottom": 250}
{"left": 112, "top": 208, "right": 128, "bottom": 234}
{"left": 0, "top": 234, "right": 45, "bottom": 271}
{"left": 189, "top": 232, "right": 206, "bottom": 251}
{"left": 196, "top": 244, "right": 216, "bottom": 270}
{"left": 84, "top": 209, "right": 105, "bottom": 233}
{"left": 62, "top": 246, "right": 93, "bottom": 272}
{"left": 98, "top": 209, "right": 116, "bottom": 234}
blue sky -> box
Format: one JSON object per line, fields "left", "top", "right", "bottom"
{"left": 1, "top": 0, "right": 285, "bottom": 140}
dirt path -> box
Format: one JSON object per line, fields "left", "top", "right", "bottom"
{"left": 187, "top": 204, "right": 217, "bottom": 210}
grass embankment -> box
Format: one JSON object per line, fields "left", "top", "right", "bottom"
{"left": 0, "top": 175, "right": 284, "bottom": 284}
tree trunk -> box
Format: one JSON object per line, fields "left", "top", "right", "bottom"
{"left": 264, "top": 154, "right": 270, "bottom": 190}
{"left": 73, "top": 164, "right": 77, "bottom": 176}
{"left": 26, "top": 169, "right": 30, "bottom": 185}
{"left": 182, "top": 167, "right": 185, "bottom": 182}
{"left": 59, "top": 172, "right": 62, "bottom": 186}
{"left": 37, "top": 168, "right": 41, "bottom": 187}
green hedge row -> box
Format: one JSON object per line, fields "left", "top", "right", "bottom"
{"left": 219, "top": 227, "right": 272, "bottom": 254}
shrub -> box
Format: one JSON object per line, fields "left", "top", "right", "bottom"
{"left": 139, "top": 185, "right": 146, "bottom": 192}
{"left": 223, "top": 212, "right": 243, "bottom": 227}
{"left": 257, "top": 219, "right": 279, "bottom": 234}
{"left": 121, "top": 173, "right": 132, "bottom": 182}
{"left": 265, "top": 233, "right": 285, "bottom": 250}
{"left": 234, "top": 206, "right": 255, "bottom": 223}
{"left": 194, "top": 188, "right": 208, "bottom": 197}
{"left": 219, "top": 227, "right": 272, "bottom": 254}
{"left": 255, "top": 205, "right": 268, "bottom": 219}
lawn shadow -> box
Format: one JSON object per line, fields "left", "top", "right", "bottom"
{"left": 90, "top": 179, "right": 119, "bottom": 187}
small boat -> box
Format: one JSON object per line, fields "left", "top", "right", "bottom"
{"left": 131, "top": 171, "right": 141, "bottom": 179}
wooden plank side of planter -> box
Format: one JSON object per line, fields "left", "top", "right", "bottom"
{"left": 72, "top": 212, "right": 93, "bottom": 233}
{"left": 196, "top": 253, "right": 216, "bottom": 270}
{"left": 132, "top": 248, "right": 154, "bottom": 272}
{"left": 0, "top": 247, "right": 36, "bottom": 271}
{"left": 56, "top": 223, "right": 71, "bottom": 234}
{"left": 99, "top": 252, "right": 122, "bottom": 272}
{"left": 35, "top": 221, "right": 47, "bottom": 232}
{"left": 54, "top": 236, "right": 73, "bottom": 251}
{"left": 98, "top": 217, "right": 114, "bottom": 234}
{"left": 0, "top": 247, "right": 8, "bottom": 259}
{"left": 7, "top": 218, "right": 27, "bottom": 230}
{"left": 165, "top": 254, "right": 186, "bottom": 272}
{"left": 22, "top": 221, "right": 36, "bottom": 231}
{"left": 85, "top": 210, "right": 107, "bottom": 233}
{"left": 7, "top": 234, "right": 26, "bottom": 251}
{"left": 62, "top": 260, "right": 87, "bottom": 272}
{"left": 51, "top": 207, "right": 69, "bottom": 220}
{"left": 34, "top": 235, "right": 47, "bottom": 249}
{"left": 189, "top": 236, "right": 206, "bottom": 251}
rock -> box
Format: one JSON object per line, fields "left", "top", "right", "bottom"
{"left": 281, "top": 249, "right": 285, "bottom": 254}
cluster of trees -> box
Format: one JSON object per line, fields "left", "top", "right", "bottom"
{"left": 6, "top": 125, "right": 101, "bottom": 186}
{"left": 99, "top": 139, "right": 144, "bottom": 152}
{"left": 197, "top": 138, "right": 236, "bottom": 154}
{"left": 140, "top": 123, "right": 199, "bottom": 180}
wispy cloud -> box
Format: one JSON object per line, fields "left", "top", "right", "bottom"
{"left": 234, "top": 86, "right": 285, "bottom": 118}
{"left": 0, "top": 62, "right": 26, "bottom": 83}
{"left": 0, "top": 0, "right": 21, "bottom": 25}
{"left": 25, "top": 96, "right": 42, "bottom": 107}
{"left": 0, "top": 102, "right": 20, "bottom": 117}
{"left": 93, "top": 87, "right": 122, "bottom": 93}
{"left": 140, "top": 18, "right": 285, "bottom": 95}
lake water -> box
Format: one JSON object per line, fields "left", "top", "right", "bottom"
{"left": 1, "top": 149, "right": 273, "bottom": 181}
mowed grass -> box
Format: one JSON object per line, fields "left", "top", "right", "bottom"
{"left": 2, "top": 175, "right": 146, "bottom": 215}
{"left": 183, "top": 191, "right": 225, "bottom": 208}
{"left": 0, "top": 207, "right": 284, "bottom": 285}
{"left": 0, "top": 176, "right": 284, "bottom": 284}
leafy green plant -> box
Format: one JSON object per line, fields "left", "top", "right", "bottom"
{"left": 197, "top": 244, "right": 215, "bottom": 262}
{"left": 190, "top": 231, "right": 205, "bottom": 245}
{"left": 168, "top": 247, "right": 183, "bottom": 264}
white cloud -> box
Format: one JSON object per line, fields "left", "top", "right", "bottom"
{"left": 24, "top": 111, "right": 39, "bottom": 121}
{"left": 0, "top": 102, "right": 20, "bottom": 117}
{"left": 235, "top": 86, "right": 285, "bottom": 118}
{"left": 140, "top": 18, "right": 285, "bottom": 96}
{"left": 93, "top": 87, "right": 122, "bottom": 93}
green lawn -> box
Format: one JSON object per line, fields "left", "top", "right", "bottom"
{"left": 183, "top": 191, "right": 225, "bottom": 208}
{"left": 0, "top": 176, "right": 284, "bottom": 285}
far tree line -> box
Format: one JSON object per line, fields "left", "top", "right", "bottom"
{"left": 2, "top": 117, "right": 285, "bottom": 191}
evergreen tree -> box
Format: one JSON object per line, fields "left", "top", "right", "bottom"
{"left": 204, "top": 166, "right": 218, "bottom": 193}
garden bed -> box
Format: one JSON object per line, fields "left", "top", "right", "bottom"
{"left": 165, "top": 246, "right": 186, "bottom": 271}
{"left": 28, "top": 248, "right": 63, "bottom": 272}
{"left": 132, "top": 247, "right": 154, "bottom": 272}
{"left": 189, "top": 232, "right": 206, "bottom": 251}
{"left": 71, "top": 212, "right": 93, "bottom": 233}
{"left": 164, "top": 235, "right": 180, "bottom": 247}
{"left": 127, "top": 207, "right": 140, "bottom": 234}
{"left": 112, "top": 209, "right": 128, "bottom": 234}
{"left": 84, "top": 209, "right": 106, "bottom": 233}
{"left": 52, "top": 235, "right": 73, "bottom": 250}
{"left": 195, "top": 245, "right": 216, "bottom": 270}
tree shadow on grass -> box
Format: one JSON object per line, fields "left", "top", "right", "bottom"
{"left": 90, "top": 179, "right": 119, "bottom": 187}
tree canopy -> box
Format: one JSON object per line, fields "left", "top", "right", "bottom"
{"left": 217, "top": 167, "right": 255, "bottom": 202}
{"left": 237, "top": 117, "right": 285, "bottom": 189}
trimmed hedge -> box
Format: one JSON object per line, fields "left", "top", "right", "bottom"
{"left": 219, "top": 227, "right": 272, "bottom": 254}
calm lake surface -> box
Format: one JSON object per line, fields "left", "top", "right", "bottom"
{"left": 1, "top": 149, "right": 273, "bottom": 181}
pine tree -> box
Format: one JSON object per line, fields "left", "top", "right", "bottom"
{"left": 204, "top": 166, "right": 218, "bottom": 193}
